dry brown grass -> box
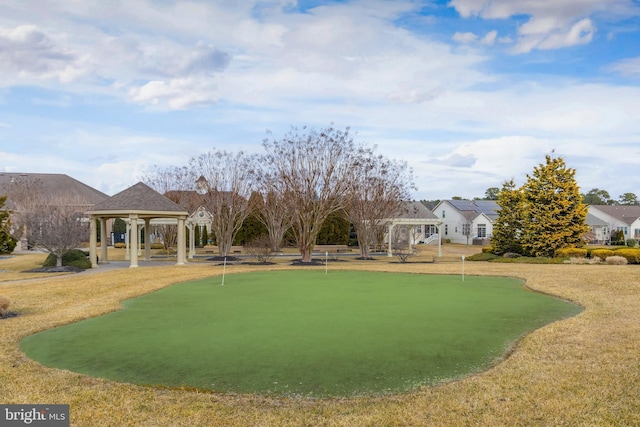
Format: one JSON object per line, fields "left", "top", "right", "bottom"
{"left": 1, "top": 244, "right": 639, "bottom": 426}
{"left": 0, "top": 253, "right": 70, "bottom": 282}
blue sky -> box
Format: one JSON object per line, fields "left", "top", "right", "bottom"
{"left": 1, "top": 0, "right": 639, "bottom": 200}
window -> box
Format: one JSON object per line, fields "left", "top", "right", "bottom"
{"left": 445, "top": 224, "right": 448, "bottom": 235}
{"left": 442, "top": 210, "right": 446, "bottom": 218}
{"left": 462, "top": 224, "right": 470, "bottom": 235}
{"left": 416, "top": 225, "right": 422, "bottom": 233}
{"left": 635, "top": 229, "right": 640, "bottom": 238}
{"left": 477, "top": 224, "right": 487, "bottom": 238}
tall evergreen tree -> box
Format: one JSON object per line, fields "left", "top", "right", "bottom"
{"left": 316, "top": 211, "right": 350, "bottom": 245}
{"left": 490, "top": 179, "right": 523, "bottom": 255}
{"left": 0, "top": 195, "right": 17, "bottom": 254}
{"left": 520, "top": 155, "right": 589, "bottom": 257}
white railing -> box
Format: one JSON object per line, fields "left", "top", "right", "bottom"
{"left": 424, "top": 234, "right": 439, "bottom": 245}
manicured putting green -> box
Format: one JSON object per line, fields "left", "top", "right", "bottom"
{"left": 22, "top": 270, "right": 580, "bottom": 397}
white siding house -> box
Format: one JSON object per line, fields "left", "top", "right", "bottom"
{"left": 433, "top": 200, "right": 499, "bottom": 245}
{"left": 587, "top": 205, "right": 640, "bottom": 244}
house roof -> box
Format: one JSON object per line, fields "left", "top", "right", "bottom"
{"left": 437, "top": 199, "right": 500, "bottom": 221}
{"left": 90, "top": 182, "right": 187, "bottom": 213}
{"left": 0, "top": 172, "right": 108, "bottom": 209}
{"left": 586, "top": 212, "right": 608, "bottom": 227}
{"left": 588, "top": 205, "right": 640, "bottom": 225}
{"left": 397, "top": 201, "right": 439, "bottom": 219}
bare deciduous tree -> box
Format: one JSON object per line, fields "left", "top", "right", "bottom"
{"left": 190, "top": 149, "right": 256, "bottom": 257}
{"left": 262, "top": 125, "right": 357, "bottom": 263}
{"left": 9, "top": 178, "right": 90, "bottom": 266}
{"left": 144, "top": 165, "right": 193, "bottom": 251}
{"left": 253, "top": 165, "right": 295, "bottom": 252}
{"left": 244, "top": 234, "right": 275, "bottom": 264}
{"left": 349, "top": 149, "right": 414, "bottom": 259}
{"left": 391, "top": 226, "right": 420, "bottom": 263}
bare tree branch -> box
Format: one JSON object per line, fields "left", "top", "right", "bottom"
{"left": 189, "top": 149, "right": 256, "bottom": 257}
{"left": 348, "top": 148, "right": 415, "bottom": 259}
{"left": 262, "top": 125, "right": 357, "bottom": 262}
{"left": 9, "top": 178, "right": 89, "bottom": 266}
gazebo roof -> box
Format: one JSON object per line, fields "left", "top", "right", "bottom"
{"left": 89, "top": 182, "right": 188, "bottom": 216}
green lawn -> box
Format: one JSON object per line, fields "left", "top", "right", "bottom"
{"left": 21, "top": 270, "right": 580, "bottom": 397}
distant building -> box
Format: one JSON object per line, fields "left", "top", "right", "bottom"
{"left": 432, "top": 200, "right": 499, "bottom": 245}
{"left": 587, "top": 205, "right": 640, "bottom": 244}
{"left": 0, "top": 173, "right": 109, "bottom": 251}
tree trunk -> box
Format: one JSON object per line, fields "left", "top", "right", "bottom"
{"left": 300, "top": 244, "right": 313, "bottom": 263}
{"left": 56, "top": 255, "right": 63, "bottom": 267}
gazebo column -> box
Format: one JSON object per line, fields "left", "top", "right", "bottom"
{"left": 387, "top": 223, "right": 395, "bottom": 257}
{"left": 90, "top": 215, "right": 98, "bottom": 268}
{"left": 177, "top": 216, "right": 187, "bottom": 265}
{"left": 100, "top": 218, "right": 108, "bottom": 263}
{"left": 130, "top": 215, "right": 139, "bottom": 268}
{"left": 144, "top": 218, "right": 151, "bottom": 261}
{"left": 125, "top": 222, "right": 131, "bottom": 260}
{"left": 187, "top": 222, "right": 195, "bottom": 259}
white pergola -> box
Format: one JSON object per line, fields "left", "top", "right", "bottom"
{"left": 386, "top": 218, "right": 444, "bottom": 257}
{"left": 87, "top": 182, "right": 189, "bottom": 268}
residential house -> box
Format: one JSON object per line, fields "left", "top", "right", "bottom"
{"left": 386, "top": 201, "right": 442, "bottom": 244}
{"left": 587, "top": 205, "right": 640, "bottom": 244}
{"left": 0, "top": 172, "right": 109, "bottom": 250}
{"left": 433, "top": 199, "right": 499, "bottom": 245}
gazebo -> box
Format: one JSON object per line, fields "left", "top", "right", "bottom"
{"left": 87, "top": 182, "right": 189, "bottom": 268}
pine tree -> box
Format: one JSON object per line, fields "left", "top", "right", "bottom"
{"left": 490, "top": 179, "right": 524, "bottom": 255}
{"left": 0, "top": 195, "right": 17, "bottom": 254}
{"left": 520, "top": 155, "right": 590, "bottom": 257}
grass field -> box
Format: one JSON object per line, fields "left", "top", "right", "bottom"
{"left": 20, "top": 270, "right": 579, "bottom": 397}
{"left": 1, "top": 245, "right": 640, "bottom": 426}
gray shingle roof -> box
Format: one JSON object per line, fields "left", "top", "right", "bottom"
{"left": 0, "top": 172, "right": 108, "bottom": 209}
{"left": 397, "top": 201, "right": 438, "bottom": 219}
{"left": 91, "top": 182, "right": 187, "bottom": 213}
{"left": 589, "top": 205, "right": 640, "bottom": 225}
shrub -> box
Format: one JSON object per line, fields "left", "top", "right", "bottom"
{"left": 244, "top": 235, "right": 274, "bottom": 264}
{"left": 0, "top": 295, "right": 10, "bottom": 317}
{"left": 467, "top": 252, "right": 499, "bottom": 261}
{"left": 626, "top": 239, "right": 637, "bottom": 248}
{"left": 591, "top": 249, "right": 615, "bottom": 261}
{"left": 489, "top": 256, "right": 565, "bottom": 264}
{"left": 613, "top": 248, "right": 640, "bottom": 264}
{"left": 554, "top": 247, "right": 587, "bottom": 258}
{"left": 481, "top": 246, "right": 494, "bottom": 254}
{"left": 605, "top": 256, "right": 628, "bottom": 265}
{"left": 43, "top": 249, "right": 91, "bottom": 270}
{"left": 139, "top": 243, "right": 165, "bottom": 249}
{"left": 114, "top": 243, "right": 126, "bottom": 249}
{"left": 564, "top": 257, "right": 601, "bottom": 265}
{"left": 611, "top": 230, "right": 625, "bottom": 246}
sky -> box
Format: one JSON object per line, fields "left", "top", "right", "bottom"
{"left": 1, "top": 0, "right": 639, "bottom": 201}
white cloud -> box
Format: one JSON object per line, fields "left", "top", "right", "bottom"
{"left": 607, "top": 56, "right": 640, "bottom": 78}
{"left": 452, "top": 32, "right": 478, "bottom": 43}
{"left": 449, "top": 0, "right": 637, "bottom": 53}
{"left": 480, "top": 30, "right": 498, "bottom": 45}
{"left": 453, "top": 30, "right": 498, "bottom": 46}
{"left": 128, "top": 78, "right": 222, "bottom": 109}
{"left": 0, "top": 25, "right": 86, "bottom": 82}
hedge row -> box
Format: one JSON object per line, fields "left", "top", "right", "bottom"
{"left": 555, "top": 247, "right": 640, "bottom": 264}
